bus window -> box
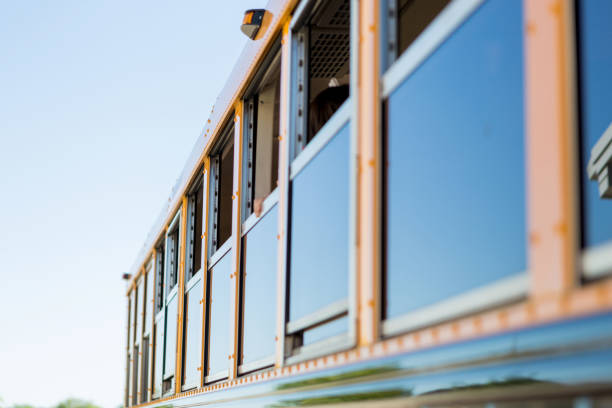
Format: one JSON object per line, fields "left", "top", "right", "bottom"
{"left": 383, "top": 0, "right": 527, "bottom": 335}
{"left": 205, "top": 249, "right": 232, "bottom": 382}
{"left": 210, "top": 128, "right": 234, "bottom": 252}
{"left": 293, "top": 0, "right": 351, "bottom": 155}
{"left": 182, "top": 175, "right": 205, "bottom": 390}
{"left": 240, "top": 205, "right": 278, "bottom": 373}
{"left": 163, "top": 294, "right": 178, "bottom": 394}
{"left": 186, "top": 179, "right": 204, "bottom": 281}
{"left": 579, "top": 0, "right": 612, "bottom": 280}
{"left": 155, "top": 244, "right": 164, "bottom": 314}
{"left": 140, "top": 336, "right": 149, "bottom": 403}
{"left": 287, "top": 123, "right": 350, "bottom": 357}
{"left": 182, "top": 278, "right": 203, "bottom": 389}
{"left": 392, "top": 0, "right": 450, "bottom": 64}
{"left": 284, "top": 0, "right": 354, "bottom": 362}
{"left": 244, "top": 47, "right": 281, "bottom": 217}
{"left": 161, "top": 211, "right": 181, "bottom": 396}
{"left": 204, "top": 123, "right": 234, "bottom": 383}
{"left": 132, "top": 344, "right": 139, "bottom": 406}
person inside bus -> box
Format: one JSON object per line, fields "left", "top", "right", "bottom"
{"left": 308, "top": 83, "right": 350, "bottom": 143}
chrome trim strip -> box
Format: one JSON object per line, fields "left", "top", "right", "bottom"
{"left": 382, "top": 273, "right": 529, "bottom": 337}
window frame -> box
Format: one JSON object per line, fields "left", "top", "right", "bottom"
{"left": 379, "top": 0, "right": 529, "bottom": 339}
{"left": 152, "top": 244, "right": 165, "bottom": 400}
{"left": 142, "top": 257, "right": 154, "bottom": 403}
{"left": 278, "top": 0, "right": 358, "bottom": 365}
{"left": 161, "top": 210, "right": 182, "bottom": 395}
{"left": 204, "top": 121, "right": 236, "bottom": 384}
{"left": 181, "top": 173, "right": 206, "bottom": 391}
{"left": 237, "top": 43, "right": 283, "bottom": 376}
{"left": 241, "top": 39, "right": 282, "bottom": 223}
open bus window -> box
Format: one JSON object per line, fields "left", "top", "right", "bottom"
{"left": 294, "top": 0, "right": 351, "bottom": 155}
{"left": 210, "top": 127, "right": 234, "bottom": 253}
{"left": 165, "top": 222, "right": 180, "bottom": 294}
{"left": 397, "top": 0, "right": 450, "bottom": 59}
{"left": 243, "top": 47, "right": 281, "bottom": 217}
{"left": 155, "top": 244, "right": 164, "bottom": 313}
{"left": 187, "top": 179, "right": 204, "bottom": 280}
{"left": 383, "top": 0, "right": 526, "bottom": 335}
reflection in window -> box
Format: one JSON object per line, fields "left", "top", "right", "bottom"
{"left": 206, "top": 251, "right": 232, "bottom": 378}
{"left": 385, "top": 0, "right": 526, "bottom": 319}
{"left": 131, "top": 345, "right": 139, "bottom": 406}
{"left": 182, "top": 279, "right": 203, "bottom": 388}
{"left": 164, "top": 296, "right": 178, "bottom": 384}
{"left": 578, "top": 0, "right": 612, "bottom": 249}
{"left": 244, "top": 51, "right": 281, "bottom": 216}
{"left": 153, "top": 322, "right": 163, "bottom": 398}
{"left": 303, "top": 316, "right": 347, "bottom": 346}
{"left": 396, "top": 0, "right": 450, "bottom": 58}
{"left": 241, "top": 206, "right": 278, "bottom": 366}
{"left": 290, "top": 125, "right": 349, "bottom": 320}
{"left": 140, "top": 336, "right": 149, "bottom": 403}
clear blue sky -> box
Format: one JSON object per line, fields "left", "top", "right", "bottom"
{"left": 0, "top": 1, "right": 259, "bottom": 407}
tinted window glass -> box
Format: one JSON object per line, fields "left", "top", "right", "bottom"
{"left": 207, "top": 250, "right": 232, "bottom": 377}
{"left": 164, "top": 295, "right": 178, "bottom": 377}
{"left": 153, "top": 322, "right": 163, "bottom": 397}
{"left": 183, "top": 279, "right": 203, "bottom": 387}
{"left": 385, "top": 0, "right": 526, "bottom": 319}
{"left": 242, "top": 206, "right": 278, "bottom": 365}
{"left": 303, "top": 316, "right": 347, "bottom": 346}
{"left": 132, "top": 345, "right": 139, "bottom": 405}
{"left": 289, "top": 125, "right": 349, "bottom": 321}
{"left": 578, "top": 0, "right": 612, "bottom": 248}
{"left": 140, "top": 336, "right": 149, "bottom": 403}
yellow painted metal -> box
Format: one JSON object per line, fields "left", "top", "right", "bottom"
{"left": 357, "top": 0, "right": 382, "bottom": 346}
{"left": 525, "top": 0, "right": 578, "bottom": 297}
{"left": 229, "top": 102, "right": 244, "bottom": 380}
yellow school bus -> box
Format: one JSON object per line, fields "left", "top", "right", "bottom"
{"left": 123, "top": 0, "right": 612, "bottom": 406}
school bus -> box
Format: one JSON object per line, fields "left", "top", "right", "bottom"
{"left": 123, "top": 0, "right": 612, "bottom": 406}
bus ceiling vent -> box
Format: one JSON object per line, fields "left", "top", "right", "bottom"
{"left": 241, "top": 9, "right": 266, "bottom": 40}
